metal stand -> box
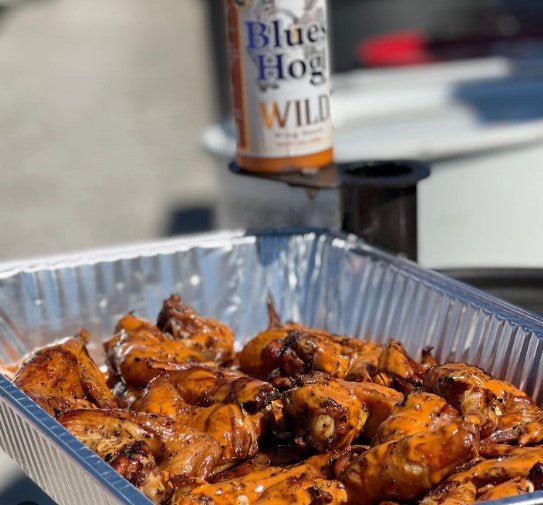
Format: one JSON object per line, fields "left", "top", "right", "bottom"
{"left": 229, "top": 160, "right": 430, "bottom": 261}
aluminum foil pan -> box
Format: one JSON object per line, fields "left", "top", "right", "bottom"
{"left": 2, "top": 229, "right": 543, "bottom": 505}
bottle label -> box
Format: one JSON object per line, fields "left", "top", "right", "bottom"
{"left": 226, "top": 0, "right": 333, "bottom": 159}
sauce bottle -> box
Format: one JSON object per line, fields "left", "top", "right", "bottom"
{"left": 225, "top": 0, "right": 333, "bottom": 173}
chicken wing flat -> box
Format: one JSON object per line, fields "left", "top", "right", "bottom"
{"left": 424, "top": 363, "right": 543, "bottom": 443}
{"left": 338, "top": 417, "right": 480, "bottom": 505}
{"left": 130, "top": 374, "right": 264, "bottom": 465}
{"left": 59, "top": 409, "right": 171, "bottom": 503}
{"left": 127, "top": 363, "right": 279, "bottom": 413}
{"left": 104, "top": 313, "right": 209, "bottom": 388}
{"left": 157, "top": 295, "right": 234, "bottom": 365}
{"left": 377, "top": 340, "right": 425, "bottom": 393}
{"left": 13, "top": 333, "right": 117, "bottom": 416}
{"left": 372, "top": 391, "right": 458, "bottom": 446}
{"left": 60, "top": 408, "right": 223, "bottom": 498}
{"left": 171, "top": 452, "right": 348, "bottom": 505}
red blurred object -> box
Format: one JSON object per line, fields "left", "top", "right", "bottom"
{"left": 357, "top": 31, "right": 438, "bottom": 67}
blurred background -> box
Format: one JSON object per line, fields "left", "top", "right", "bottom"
{"left": 1, "top": 0, "right": 543, "bottom": 269}
{"left": 1, "top": 0, "right": 543, "bottom": 503}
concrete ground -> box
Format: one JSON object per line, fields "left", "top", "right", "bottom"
{"left": 0, "top": 0, "right": 219, "bottom": 503}
{"left": 0, "top": 0, "right": 220, "bottom": 263}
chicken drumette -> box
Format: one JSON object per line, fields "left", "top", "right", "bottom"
{"left": 283, "top": 373, "right": 402, "bottom": 451}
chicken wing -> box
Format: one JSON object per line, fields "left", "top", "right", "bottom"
{"left": 372, "top": 391, "right": 458, "bottom": 446}
{"left": 283, "top": 373, "right": 402, "bottom": 451}
{"left": 283, "top": 374, "right": 368, "bottom": 451}
{"left": 171, "top": 452, "right": 348, "bottom": 505}
{"left": 126, "top": 363, "right": 279, "bottom": 413}
{"left": 59, "top": 409, "right": 221, "bottom": 478}
{"left": 157, "top": 295, "right": 234, "bottom": 365}
{"left": 258, "top": 329, "right": 383, "bottom": 382}
{"left": 13, "top": 333, "right": 117, "bottom": 416}
{"left": 338, "top": 417, "right": 480, "bottom": 505}
{"left": 104, "top": 313, "right": 208, "bottom": 388}
{"left": 377, "top": 340, "right": 425, "bottom": 393}
{"left": 130, "top": 374, "right": 264, "bottom": 466}
{"left": 346, "top": 381, "right": 403, "bottom": 440}
{"left": 424, "top": 363, "right": 543, "bottom": 443}
{"left": 59, "top": 409, "right": 171, "bottom": 503}
{"left": 476, "top": 477, "right": 534, "bottom": 502}
{"left": 447, "top": 446, "right": 543, "bottom": 487}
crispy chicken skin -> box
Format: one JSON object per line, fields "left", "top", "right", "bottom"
{"left": 424, "top": 363, "right": 543, "bottom": 443}
{"left": 171, "top": 453, "right": 348, "bottom": 505}
{"left": 157, "top": 295, "right": 234, "bottom": 365}
{"left": 59, "top": 409, "right": 171, "bottom": 503}
{"left": 104, "top": 313, "right": 207, "bottom": 388}
{"left": 338, "top": 417, "right": 480, "bottom": 505}
{"left": 377, "top": 340, "right": 425, "bottom": 393}
{"left": 130, "top": 363, "right": 279, "bottom": 413}
{"left": 59, "top": 407, "right": 225, "bottom": 505}
{"left": 13, "top": 334, "right": 117, "bottom": 416}
{"left": 130, "top": 374, "right": 264, "bottom": 465}
{"left": 372, "top": 391, "right": 458, "bottom": 446}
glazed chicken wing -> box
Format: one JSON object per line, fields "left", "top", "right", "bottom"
{"left": 171, "top": 452, "right": 348, "bottom": 505}
{"left": 128, "top": 363, "right": 279, "bottom": 413}
{"left": 258, "top": 329, "right": 383, "bottom": 382}
{"left": 372, "top": 391, "right": 458, "bottom": 446}
{"left": 13, "top": 333, "right": 117, "bottom": 416}
{"left": 422, "top": 448, "right": 543, "bottom": 504}
{"left": 239, "top": 301, "right": 382, "bottom": 382}
{"left": 338, "top": 417, "right": 480, "bottom": 505}
{"left": 377, "top": 340, "right": 425, "bottom": 393}
{"left": 283, "top": 374, "right": 368, "bottom": 451}
{"left": 424, "top": 363, "right": 543, "bottom": 443}
{"left": 283, "top": 373, "right": 402, "bottom": 451}
{"left": 476, "top": 477, "right": 534, "bottom": 502}
{"left": 130, "top": 374, "right": 264, "bottom": 466}
{"left": 157, "top": 295, "right": 234, "bottom": 364}
{"left": 104, "top": 313, "right": 208, "bottom": 388}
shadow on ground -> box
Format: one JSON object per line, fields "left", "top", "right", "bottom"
{"left": 0, "top": 472, "right": 56, "bottom": 505}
